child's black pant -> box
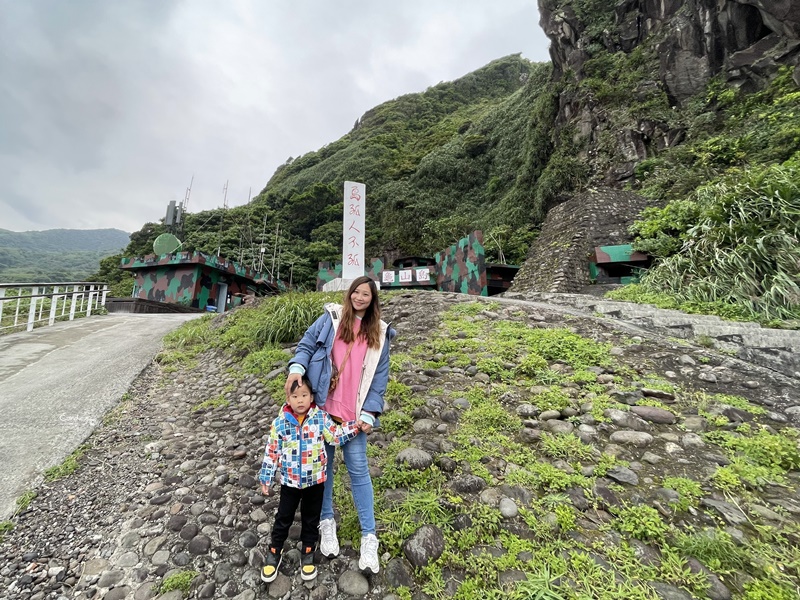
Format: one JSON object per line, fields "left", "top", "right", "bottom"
{"left": 270, "top": 483, "right": 324, "bottom": 551}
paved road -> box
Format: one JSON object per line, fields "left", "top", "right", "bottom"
{"left": 0, "top": 313, "right": 200, "bottom": 520}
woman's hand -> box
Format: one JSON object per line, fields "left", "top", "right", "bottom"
{"left": 357, "top": 419, "right": 373, "bottom": 434}
{"left": 285, "top": 372, "right": 302, "bottom": 395}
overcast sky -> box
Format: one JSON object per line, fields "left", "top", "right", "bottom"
{"left": 0, "top": 0, "right": 550, "bottom": 234}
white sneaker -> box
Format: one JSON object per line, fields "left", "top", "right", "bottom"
{"left": 318, "top": 518, "right": 340, "bottom": 557}
{"left": 359, "top": 533, "right": 380, "bottom": 574}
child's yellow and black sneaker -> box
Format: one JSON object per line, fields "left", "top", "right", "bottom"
{"left": 261, "top": 546, "right": 282, "bottom": 583}
{"left": 300, "top": 545, "right": 317, "bottom": 581}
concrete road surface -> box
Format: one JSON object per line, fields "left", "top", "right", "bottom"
{"left": 0, "top": 313, "right": 200, "bottom": 520}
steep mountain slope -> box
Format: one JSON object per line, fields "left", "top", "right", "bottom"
{"left": 113, "top": 0, "right": 800, "bottom": 302}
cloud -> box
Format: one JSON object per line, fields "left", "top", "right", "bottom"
{"left": 0, "top": 0, "right": 550, "bottom": 233}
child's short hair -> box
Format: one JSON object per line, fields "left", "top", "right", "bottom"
{"left": 288, "top": 374, "right": 314, "bottom": 395}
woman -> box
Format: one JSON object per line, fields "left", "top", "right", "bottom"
{"left": 284, "top": 275, "right": 395, "bottom": 574}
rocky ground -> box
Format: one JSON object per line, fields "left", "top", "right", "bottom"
{"left": 1, "top": 291, "right": 799, "bottom": 600}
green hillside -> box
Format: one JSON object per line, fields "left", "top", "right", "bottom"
{"left": 108, "top": 7, "right": 800, "bottom": 321}
{"left": 116, "top": 55, "right": 561, "bottom": 287}
{"left": 0, "top": 228, "right": 129, "bottom": 283}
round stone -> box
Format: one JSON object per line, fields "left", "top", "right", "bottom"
{"left": 609, "top": 431, "right": 653, "bottom": 447}
{"left": 396, "top": 448, "right": 433, "bottom": 470}
{"left": 188, "top": 535, "right": 211, "bottom": 555}
{"left": 499, "top": 498, "right": 518, "bottom": 519}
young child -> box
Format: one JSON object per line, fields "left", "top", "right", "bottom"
{"left": 258, "top": 375, "right": 360, "bottom": 583}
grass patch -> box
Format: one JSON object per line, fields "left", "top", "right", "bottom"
{"left": 158, "top": 570, "right": 199, "bottom": 596}
{"left": 0, "top": 521, "right": 13, "bottom": 542}
{"left": 15, "top": 490, "right": 36, "bottom": 514}
{"left": 661, "top": 477, "right": 703, "bottom": 512}
{"left": 705, "top": 426, "right": 800, "bottom": 471}
{"left": 240, "top": 345, "right": 290, "bottom": 375}
{"left": 540, "top": 432, "right": 596, "bottom": 462}
{"left": 44, "top": 445, "right": 87, "bottom": 481}
{"left": 493, "top": 322, "right": 614, "bottom": 369}
{"left": 612, "top": 505, "right": 669, "bottom": 541}
{"left": 192, "top": 395, "right": 230, "bottom": 411}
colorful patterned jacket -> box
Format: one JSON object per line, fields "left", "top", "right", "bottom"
{"left": 258, "top": 404, "right": 360, "bottom": 489}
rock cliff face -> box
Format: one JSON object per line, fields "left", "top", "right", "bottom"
{"left": 539, "top": 0, "right": 800, "bottom": 185}
{"left": 513, "top": 1, "right": 800, "bottom": 294}
{"left": 540, "top": 0, "right": 800, "bottom": 104}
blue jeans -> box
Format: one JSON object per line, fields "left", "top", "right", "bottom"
{"left": 321, "top": 431, "right": 375, "bottom": 535}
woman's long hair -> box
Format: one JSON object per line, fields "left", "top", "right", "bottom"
{"left": 338, "top": 275, "right": 381, "bottom": 348}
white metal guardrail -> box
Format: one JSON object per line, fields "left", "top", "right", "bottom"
{"left": 0, "top": 282, "right": 109, "bottom": 333}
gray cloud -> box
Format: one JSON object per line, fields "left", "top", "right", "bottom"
{"left": 0, "top": 0, "right": 550, "bottom": 233}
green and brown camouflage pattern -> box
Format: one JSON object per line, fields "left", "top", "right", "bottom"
{"left": 589, "top": 245, "right": 649, "bottom": 284}
{"left": 591, "top": 245, "right": 648, "bottom": 264}
{"left": 434, "top": 231, "right": 487, "bottom": 296}
{"left": 316, "top": 257, "right": 437, "bottom": 291}
{"left": 120, "top": 251, "right": 279, "bottom": 309}
{"left": 316, "top": 258, "right": 384, "bottom": 291}
{"left": 316, "top": 232, "right": 488, "bottom": 295}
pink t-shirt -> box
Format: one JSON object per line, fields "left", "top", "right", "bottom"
{"left": 325, "top": 317, "right": 368, "bottom": 421}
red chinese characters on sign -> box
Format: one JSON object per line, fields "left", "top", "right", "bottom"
{"left": 343, "top": 182, "right": 366, "bottom": 279}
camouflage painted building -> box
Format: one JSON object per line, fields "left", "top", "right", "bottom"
{"left": 121, "top": 251, "right": 279, "bottom": 312}
{"left": 317, "top": 231, "right": 515, "bottom": 296}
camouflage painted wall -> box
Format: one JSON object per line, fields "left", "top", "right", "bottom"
{"left": 131, "top": 265, "right": 255, "bottom": 308}
{"left": 434, "top": 231, "right": 487, "bottom": 296}
{"left": 123, "top": 251, "right": 268, "bottom": 309}
{"left": 316, "top": 232, "right": 487, "bottom": 295}
{"left": 121, "top": 251, "right": 262, "bottom": 279}
{"left": 316, "top": 258, "right": 383, "bottom": 291}
{"left": 134, "top": 265, "right": 196, "bottom": 305}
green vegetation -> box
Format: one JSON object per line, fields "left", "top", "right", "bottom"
{"left": 192, "top": 395, "right": 230, "bottom": 411}
{"left": 605, "top": 69, "right": 800, "bottom": 324}
{"left": 0, "top": 520, "right": 13, "bottom": 543}
{"left": 626, "top": 159, "right": 800, "bottom": 323}
{"left": 106, "top": 57, "right": 563, "bottom": 289}
{"left": 0, "top": 228, "right": 128, "bottom": 283}
{"left": 43, "top": 445, "right": 86, "bottom": 481}
{"left": 158, "top": 570, "right": 199, "bottom": 596}
{"left": 613, "top": 505, "right": 669, "bottom": 542}
{"left": 661, "top": 477, "right": 703, "bottom": 512}
{"left": 15, "top": 490, "right": 37, "bottom": 514}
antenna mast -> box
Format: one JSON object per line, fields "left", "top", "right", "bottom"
{"left": 182, "top": 175, "right": 194, "bottom": 212}
{"left": 258, "top": 213, "right": 267, "bottom": 272}
{"left": 217, "top": 180, "right": 229, "bottom": 257}
{"left": 270, "top": 223, "right": 281, "bottom": 280}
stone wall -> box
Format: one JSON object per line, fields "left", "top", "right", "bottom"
{"left": 509, "top": 188, "right": 655, "bottom": 294}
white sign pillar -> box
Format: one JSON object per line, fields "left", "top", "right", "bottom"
{"left": 342, "top": 181, "right": 366, "bottom": 280}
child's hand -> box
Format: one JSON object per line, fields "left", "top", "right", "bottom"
{"left": 285, "top": 372, "right": 302, "bottom": 396}
{"left": 261, "top": 483, "right": 271, "bottom": 496}
{"left": 357, "top": 419, "right": 373, "bottom": 434}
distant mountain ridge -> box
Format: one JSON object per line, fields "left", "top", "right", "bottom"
{"left": 0, "top": 228, "right": 130, "bottom": 253}
{"left": 0, "top": 228, "right": 129, "bottom": 283}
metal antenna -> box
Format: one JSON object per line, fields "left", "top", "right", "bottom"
{"left": 183, "top": 175, "right": 194, "bottom": 211}
{"left": 217, "top": 180, "right": 229, "bottom": 257}
{"left": 259, "top": 213, "right": 268, "bottom": 272}
{"left": 270, "top": 224, "right": 280, "bottom": 280}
